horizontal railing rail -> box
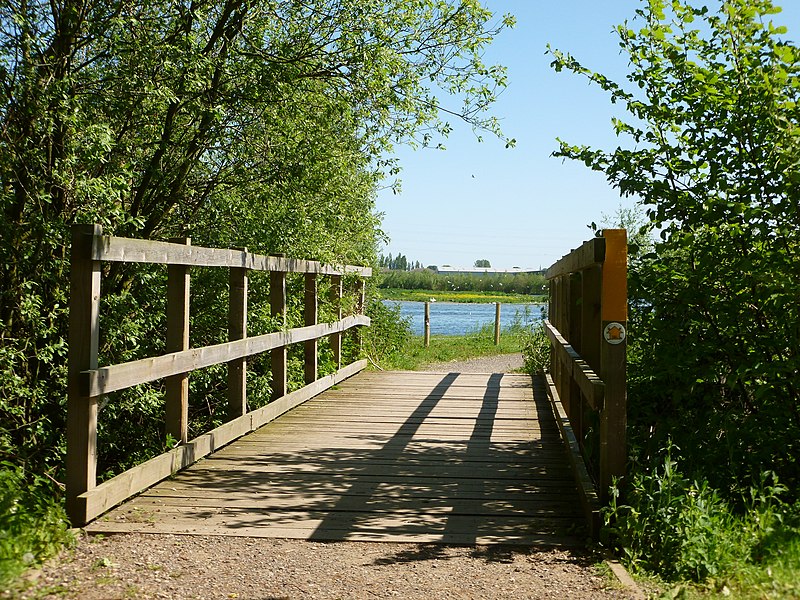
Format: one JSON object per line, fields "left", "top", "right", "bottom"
{"left": 67, "top": 224, "right": 371, "bottom": 526}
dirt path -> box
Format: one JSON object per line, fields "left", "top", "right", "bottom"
{"left": 17, "top": 533, "right": 632, "bottom": 599}
{"left": 419, "top": 352, "right": 526, "bottom": 374}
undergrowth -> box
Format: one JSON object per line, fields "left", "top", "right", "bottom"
{"left": 0, "top": 464, "right": 74, "bottom": 588}
{"left": 603, "top": 443, "right": 800, "bottom": 598}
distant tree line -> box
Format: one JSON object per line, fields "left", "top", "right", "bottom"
{"left": 378, "top": 253, "right": 422, "bottom": 271}
{"left": 379, "top": 270, "right": 546, "bottom": 296}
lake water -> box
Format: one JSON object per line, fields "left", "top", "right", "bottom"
{"left": 384, "top": 300, "right": 545, "bottom": 336}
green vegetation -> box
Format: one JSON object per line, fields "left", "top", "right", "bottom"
{"left": 380, "top": 288, "right": 544, "bottom": 304}
{"left": 0, "top": 465, "right": 74, "bottom": 588}
{"left": 379, "top": 321, "right": 534, "bottom": 372}
{"left": 549, "top": 0, "right": 800, "bottom": 594}
{"left": 0, "top": 0, "right": 514, "bottom": 586}
{"left": 379, "top": 269, "right": 546, "bottom": 296}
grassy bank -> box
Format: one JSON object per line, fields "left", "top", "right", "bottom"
{"left": 377, "top": 322, "right": 533, "bottom": 371}
{"left": 380, "top": 288, "right": 546, "bottom": 304}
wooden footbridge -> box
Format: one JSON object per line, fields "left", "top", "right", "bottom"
{"left": 67, "top": 226, "right": 628, "bottom": 545}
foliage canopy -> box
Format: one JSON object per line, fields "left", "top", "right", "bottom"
{"left": 0, "top": 0, "right": 513, "bottom": 481}
{"left": 551, "top": 0, "right": 800, "bottom": 497}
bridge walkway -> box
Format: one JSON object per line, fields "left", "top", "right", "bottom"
{"left": 87, "top": 370, "right": 584, "bottom": 546}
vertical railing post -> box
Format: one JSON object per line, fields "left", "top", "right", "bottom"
{"left": 548, "top": 276, "right": 558, "bottom": 398}
{"left": 568, "top": 272, "right": 583, "bottom": 447}
{"left": 228, "top": 249, "right": 248, "bottom": 419}
{"left": 599, "top": 229, "right": 628, "bottom": 503}
{"left": 329, "top": 275, "right": 343, "bottom": 370}
{"left": 304, "top": 273, "right": 318, "bottom": 384}
{"left": 270, "top": 266, "right": 287, "bottom": 400}
{"left": 166, "top": 237, "right": 191, "bottom": 443}
{"left": 558, "top": 273, "right": 573, "bottom": 418}
{"left": 424, "top": 301, "right": 431, "bottom": 347}
{"left": 351, "top": 278, "right": 365, "bottom": 360}
{"left": 67, "top": 223, "right": 102, "bottom": 525}
{"left": 494, "top": 302, "right": 501, "bottom": 345}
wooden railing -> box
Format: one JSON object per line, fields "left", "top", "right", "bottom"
{"left": 543, "top": 229, "right": 627, "bottom": 532}
{"left": 66, "top": 224, "right": 371, "bottom": 526}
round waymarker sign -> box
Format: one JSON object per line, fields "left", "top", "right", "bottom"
{"left": 603, "top": 322, "right": 626, "bottom": 345}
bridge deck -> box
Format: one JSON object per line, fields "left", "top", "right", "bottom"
{"left": 88, "top": 371, "right": 584, "bottom": 545}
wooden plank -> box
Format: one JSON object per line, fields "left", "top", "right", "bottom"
{"left": 545, "top": 237, "right": 605, "bottom": 280}
{"left": 66, "top": 224, "right": 102, "bottom": 525}
{"left": 80, "top": 315, "right": 369, "bottom": 397}
{"left": 128, "top": 495, "right": 583, "bottom": 517}
{"left": 86, "top": 521, "right": 581, "bottom": 547}
{"left": 76, "top": 360, "right": 367, "bottom": 523}
{"left": 93, "top": 234, "right": 371, "bottom": 276}
{"left": 543, "top": 319, "right": 604, "bottom": 410}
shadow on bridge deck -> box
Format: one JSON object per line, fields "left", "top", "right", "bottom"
{"left": 87, "top": 371, "right": 585, "bottom": 546}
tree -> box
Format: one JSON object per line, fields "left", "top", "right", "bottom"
{"left": 550, "top": 0, "right": 800, "bottom": 496}
{"left": 0, "top": 1, "right": 514, "bottom": 474}
{"left": 474, "top": 259, "right": 491, "bottom": 268}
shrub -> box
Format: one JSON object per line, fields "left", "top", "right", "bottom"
{"left": 604, "top": 442, "right": 791, "bottom": 584}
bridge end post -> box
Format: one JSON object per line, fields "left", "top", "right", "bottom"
{"left": 599, "top": 229, "right": 628, "bottom": 504}
{"left": 66, "top": 223, "right": 102, "bottom": 526}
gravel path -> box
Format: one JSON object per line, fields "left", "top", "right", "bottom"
{"left": 12, "top": 355, "right": 638, "bottom": 599}
{"left": 16, "top": 534, "right": 633, "bottom": 599}
{"left": 419, "top": 352, "right": 526, "bottom": 373}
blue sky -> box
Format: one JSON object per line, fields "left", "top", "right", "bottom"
{"left": 376, "top": 1, "right": 800, "bottom": 270}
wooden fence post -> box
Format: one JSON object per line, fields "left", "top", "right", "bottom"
{"left": 568, "top": 272, "right": 583, "bottom": 447}
{"left": 67, "top": 224, "right": 102, "bottom": 525}
{"left": 270, "top": 267, "right": 287, "bottom": 400}
{"left": 166, "top": 237, "right": 191, "bottom": 444}
{"left": 424, "top": 301, "right": 431, "bottom": 347}
{"left": 329, "top": 275, "right": 342, "bottom": 369}
{"left": 228, "top": 251, "right": 248, "bottom": 419}
{"left": 304, "top": 273, "right": 318, "bottom": 384}
{"left": 494, "top": 302, "right": 501, "bottom": 345}
{"left": 599, "top": 229, "right": 628, "bottom": 503}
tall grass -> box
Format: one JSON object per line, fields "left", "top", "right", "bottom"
{"left": 0, "top": 465, "right": 74, "bottom": 588}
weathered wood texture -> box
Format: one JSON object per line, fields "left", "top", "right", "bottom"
{"left": 88, "top": 371, "right": 586, "bottom": 546}
{"left": 76, "top": 360, "right": 368, "bottom": 524}
{"left": 545, "top": 229, "right": 627, "bottom": 512}
{"left": 67, "top": 225, "right": 372, "bottom": 527}
{"left": 93, "top": 235, "right": 371, "bottom": 276}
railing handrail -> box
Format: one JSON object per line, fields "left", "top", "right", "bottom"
{"left": 91, "top": 233, "right": 372, "bottom": 275}
{"left": 66, "top": 224, "right": 371, "bottom": 526}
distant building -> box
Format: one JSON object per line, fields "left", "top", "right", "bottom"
{"left": 436, "top": 266, "right": 544, "bottom": 276}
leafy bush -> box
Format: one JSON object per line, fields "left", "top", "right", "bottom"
{"left": 604, "top": 442, "right": 792, "bottom": 584}
{"left": 362, "top": 299, "right": 413, "bottom": 366}
{"left": 521, "top": 321, "right": 550, "bottom": 374}
{"left": 0, "top": 465, "right": 73, "bottom": 587}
